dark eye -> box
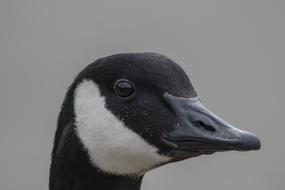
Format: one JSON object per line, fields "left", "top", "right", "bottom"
{"left": 114, "top": 79, "right": 135, "bottom": 98}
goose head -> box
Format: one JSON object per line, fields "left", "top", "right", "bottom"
{"left": 51, "top": 52, "right": 260, "bottom": 189}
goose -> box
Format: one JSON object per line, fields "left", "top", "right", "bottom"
{"left": 50, "top": 52, "right": 261, "bottom": 190}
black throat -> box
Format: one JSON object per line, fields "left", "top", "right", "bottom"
{"left": 50, "top": 161, "right": 143, "bottom": 190}
{"left": 49, "top": 121, "right": 144, "bottom": 190}
{"left": 50, "top": 162, "right": 143, "bottom": 190}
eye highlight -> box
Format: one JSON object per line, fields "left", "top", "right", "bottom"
{"left": 114, "top": 79, "right": 135, "bottom": 98}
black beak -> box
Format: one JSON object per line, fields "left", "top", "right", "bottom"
{"left": 163, "top": 93, "right": 261, "bottom": 154}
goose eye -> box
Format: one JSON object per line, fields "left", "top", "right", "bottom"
{"left": 114, "top": 79, "right": 135, "bottom": 98}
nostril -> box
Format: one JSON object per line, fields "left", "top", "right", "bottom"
{"left": 193, "top": 121, "right": 216, "bottom": 132}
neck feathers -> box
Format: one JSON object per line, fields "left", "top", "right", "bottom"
{"left": 49, "top": 121, "right": 143, "bottom": 190}
{"left": 49, "top": 81, "right": 144, "bottom": 190}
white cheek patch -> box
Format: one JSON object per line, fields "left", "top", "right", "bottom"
{"left": 74, "top": 80, "right": 170, "bottom": 176}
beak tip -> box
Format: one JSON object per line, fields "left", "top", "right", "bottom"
{"left": 239, "top": 131, "right": 261, "bottom": 151}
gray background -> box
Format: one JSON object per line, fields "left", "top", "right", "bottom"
{"left": 0, "top": 0, "right": 284, "bottom": 190}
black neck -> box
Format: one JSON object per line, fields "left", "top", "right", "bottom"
{"left": 50, "top": 162, "right": 143, "bottom": 190}
{"left": 49, "top": 123, "right": 143, "bottom": 190}
{"left": 50, "top": 160, "right": 143, "bottom": 190}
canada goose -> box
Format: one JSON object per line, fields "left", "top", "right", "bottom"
{"left": 50, "top": 52, "right": 260, "bottom": 190}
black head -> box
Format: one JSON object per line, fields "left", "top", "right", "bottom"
{"left": 77, "top": 52, "right": 196, "bottom": 150}
{"left": 52, "top": 52, "right": 260, "bottom": 179}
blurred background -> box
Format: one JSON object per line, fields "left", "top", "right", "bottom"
{"left": 0, "top": 0, "right": 284, "bottom": 190}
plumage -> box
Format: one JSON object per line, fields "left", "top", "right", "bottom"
{"left": 50, "top": 53, "right": 260, "bottom": 190}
